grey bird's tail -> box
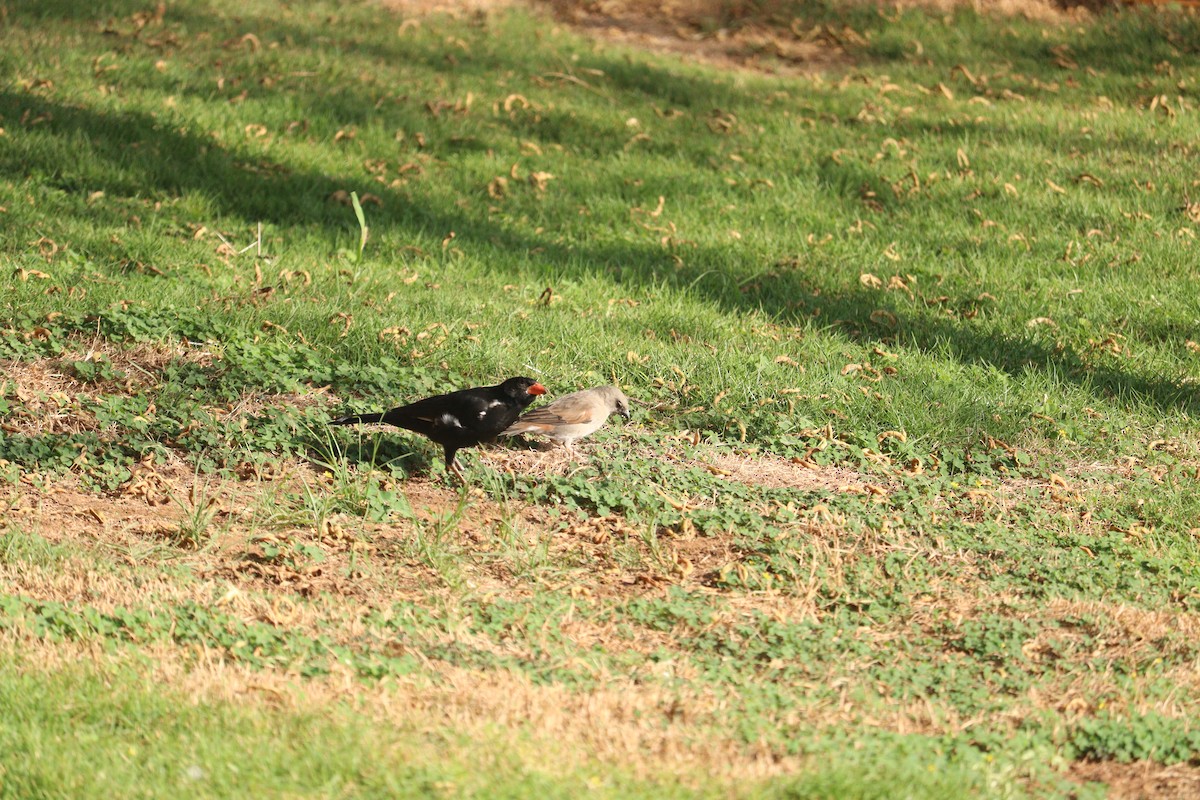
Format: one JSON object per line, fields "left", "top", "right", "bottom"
{"left": 328, "top": 412, "right": 387, "bottom": 426}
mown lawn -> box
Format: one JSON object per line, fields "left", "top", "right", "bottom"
{"left": 1, "top": 0, "right": 1199, "bottom": 797}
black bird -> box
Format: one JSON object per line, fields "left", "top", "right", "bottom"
{"left": 328, "top": 376, "right": 547, "bottom": 481}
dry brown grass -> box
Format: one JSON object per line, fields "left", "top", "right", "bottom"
{"left": 0, "top": 630, "right": 799, "bottom": 784}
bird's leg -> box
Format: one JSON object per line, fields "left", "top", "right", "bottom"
{"left": 444, "top": 446, "right": 466, "bottom": 485}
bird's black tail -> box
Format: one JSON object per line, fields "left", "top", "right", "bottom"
{"left": 328, "top": 412, "right": 387, "bottom": 426}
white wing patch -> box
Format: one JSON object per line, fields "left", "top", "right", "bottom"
{"left": 440, "top": 413, "right": 463, "bottom": 429}
{"left": 478, "top": 399, "right": 504, "bottom": 419}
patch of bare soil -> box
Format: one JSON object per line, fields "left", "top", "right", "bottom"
{"left": 703, "top": 449, "right": 873, "bottom": 491}
{"left": 384, "top": 0, "right": 522, "bottom": 16}
{"left": 540, "top": 0, "right": 850, "bottom": 76}
{"left": 380, "top": 0, "right": 1089, "bottom": 77}
{"left": 6, "top": 455, "right": 205, "bottom": 550}
{"left": 1071, "top": 761, "right": 1200, "bottom": 800}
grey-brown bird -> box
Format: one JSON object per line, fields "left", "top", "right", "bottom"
{"left": 500, "top": 384, "right": 631, "bottom": 455}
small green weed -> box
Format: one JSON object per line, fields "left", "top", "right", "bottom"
{"left": 1069, "top": 713, "right": 1200, "bottom": 765}
{"left": 66, "top": 354, "right": 124, "bottom": 384}
{"left": 167, "top": 474, "right": 224, "bottom": 550}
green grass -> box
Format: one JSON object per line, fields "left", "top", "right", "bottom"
{"left": 2, "top": 0, "right": 1200, "bottom": 796}
{"left": 0, "top": 652, "right": 735, "bottom": 800}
